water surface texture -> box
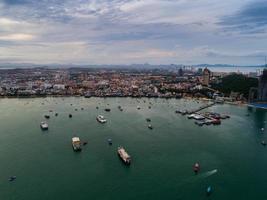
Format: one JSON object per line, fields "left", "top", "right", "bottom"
{"left": 0, "top": 98, "right": 266, "bottom": 200}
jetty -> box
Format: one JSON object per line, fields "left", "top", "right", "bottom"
{"left": 187, "top": 103, "right": 215, "bottom": 114}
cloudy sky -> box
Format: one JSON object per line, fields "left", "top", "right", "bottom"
{"left": 0, "top": 0, "right": 266, "bottom": 65}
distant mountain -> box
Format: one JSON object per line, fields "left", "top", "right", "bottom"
{"left": 0, "top": 63, "right": 265, "bottom": 69}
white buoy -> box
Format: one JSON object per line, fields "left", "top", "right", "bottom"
{"left": 261, "top": 128, "right": 264, "bottom": 131}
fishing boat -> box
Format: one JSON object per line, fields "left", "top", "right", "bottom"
{"left": 105, "top": 108, "right": 111, "bottom": 112}
{"left": 118, "top": 147, "right": 131, "bottom": 165}
{"left": 72, "top": 137, "right": 82, "bottom": 151}
{"left": 146, "top": 118, "right": 151, "bottom": 122}
{"left": 55, "top": 113, "right": 58, "bottom": 116}
{"left": 69, "top": 114, "right": 72, "bottom": 118}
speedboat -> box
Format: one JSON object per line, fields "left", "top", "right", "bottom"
{"left": 108, "top": 138, "right": 112, "bottom": 145}
{"left": 261, "top": 140, "right": 266, "bottom": 146}
{"left": 193, "top": 162, "right": 200, "bottom": 174}
{"left": 206, "top": 186, "right": 212, "bottom": 196}
{"left": 96, "top": 115, "right": 107, "bottom": 123}
{"left": 40, "top": 122, "right": 48, "bottom": 130}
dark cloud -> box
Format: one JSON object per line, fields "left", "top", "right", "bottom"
{"left": 219, "top": 0, "right": 267, "bottom": 33}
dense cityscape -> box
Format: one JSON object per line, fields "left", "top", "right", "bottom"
{"left": 0, "top": 66, "right": 259, "bottom": 102}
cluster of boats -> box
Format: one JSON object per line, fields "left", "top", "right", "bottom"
{"left": 182, "top": 112, "right": 230, "bottom": 127}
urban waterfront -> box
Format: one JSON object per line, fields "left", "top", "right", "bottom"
{"left": 1, "top": 97, "right": 267, "bottom": 200}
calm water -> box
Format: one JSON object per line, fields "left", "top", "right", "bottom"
{"left": 0, "top": 97, "right": 267, "bottom": 200}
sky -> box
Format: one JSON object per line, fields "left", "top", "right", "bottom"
{"left": 0, "top": 0, "right": 266, "bottom": 65}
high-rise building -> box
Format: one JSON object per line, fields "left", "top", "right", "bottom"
{"left": 202, "top": 67, "right": 211, "bottom": 86}
{"left": 258, "top": 69, "right": 267, "bottom": 102}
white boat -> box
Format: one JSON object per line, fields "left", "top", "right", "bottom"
{"left": 40, "top": 122, "right": 48, "bottom": 130}
{"left": 72, "top": 137, "right": 82, "bottom": 151}
{"left": 96, "top": 115, "right": 107, "bottom": 123}
{"left": 118, "top": 147, "right": 131, "bottom": 165}
{"left": 187, "top": 114, "right": 205, "bottom": 120}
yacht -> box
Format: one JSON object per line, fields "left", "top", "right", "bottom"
{"left": 40, "top": 122, "right": 48, "bottom": 130}
{"left": 72, "top": 137, "right": 82, "bottom": 151}
{"left": 96, "top": 115, "right": 107, "bottom": 123}
{"left": 118, "top": 147, "right": 131, "bottom": 165}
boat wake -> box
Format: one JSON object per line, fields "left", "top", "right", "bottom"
{"left": 199, "top": 169, "right": 218, "bottom": 178}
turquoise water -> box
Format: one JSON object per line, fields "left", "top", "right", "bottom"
{"left": 0, "top": 97, "right": 266, "bottom": 200}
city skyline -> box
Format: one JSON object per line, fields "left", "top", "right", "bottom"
{"left": 0, "top": 0, "right": 267, "bottom": 65}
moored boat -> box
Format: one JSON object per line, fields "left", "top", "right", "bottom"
{"left": 44, "top": 114, "right": 50, "bottom": 119}
{"left": 8, "top": 176, "right": 16, "bottom": 182}
{"left": 118, "top": 147, "right": 131, "bottom": 165}
{"left": 193, "top": 162, "right": 200, "bottom": 174}
{"left": 108, "top": 138, "right": 112, "bottom": 145}
{"left": 148, "top": 124, "right": 153, "bottom": 129}
{"left": 72, "top": 137, "right": 82, "bottom": 151}
{"left": 96, "top": 115, "right": 107, "bottom": 123}
{"left": 40, "top": 121, "right": 48, "bottom": 130}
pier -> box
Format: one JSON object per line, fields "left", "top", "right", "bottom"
{"left": 187, "top": 102, "right": 216, "bottom": 114}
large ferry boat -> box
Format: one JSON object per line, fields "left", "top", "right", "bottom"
{"left": 40, "top": 122, "right": 48, "bottom": 130}
{"left": 96, "top": 115, "right": 107, "bottom": 123}
{"left": 72, "top": 137, "right": 82, "bottom": 151}
{"left": 117, "top": 147, "right": 131, "bottom": 165}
